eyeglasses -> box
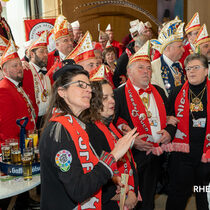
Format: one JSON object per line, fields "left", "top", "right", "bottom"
{"left": 185, "top": 65, "right": 205, "bottom": 72}
{"left": 63, "top": 80, "right": 91, "bottom": 89}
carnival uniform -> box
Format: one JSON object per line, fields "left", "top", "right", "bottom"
{"left": 151, "top": 55, "right": 185, "bottom": 97}
{"left": 152, "top": 45, "right": 190, "bottom": 74}
{"left": 39, "top": 115, "right": 119, "bottom": 210}
{"left": 86, "top": 121, "right": 139, "bottom": 209}
{"left": 165, "top": 79, "right": 210, "bottom": 210}
{"left": 29, "top": 63, "right": 51, "bottom": 115}
{"left": 22, "top": 69, "right": 39, "bottom": 119}
{"left": 0, "top": 77, "right": 36, "bottom": 144}
{"left": 114, "top": 81, "right": 172, "bottom": 210}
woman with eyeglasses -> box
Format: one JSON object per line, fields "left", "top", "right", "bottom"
{"left": 164, "top": 54, "right": 210, "bottom": 210}
{"left": 39, "top": 60, "right": 138, "bottom": 210}
{"left": 81, "top": 79, "right": 145, "bottom": 209}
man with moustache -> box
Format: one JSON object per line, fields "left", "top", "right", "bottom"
{"left": 151, "top": 20, "right": 186, "bottom": 96}
{"left": 28, "top": 31, "right": 51, "bottom": 129}
{"left": 114, "top": 41, "right": 173, "bottom": 210}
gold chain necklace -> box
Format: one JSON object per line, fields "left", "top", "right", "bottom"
{"left": 141, "top": 93, "right": 152, "bottom": 118}
{"left": 189, "top": 85, "right": 206, "bottom": 112}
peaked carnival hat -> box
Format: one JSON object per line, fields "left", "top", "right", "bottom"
{"left": 128, "top": 40, "right": 151, "bottom": 65}
{"left": 89, "top": 64, "right": 110, "bottom": 81}
{"left": 28, "top": 31, "right": 48, "bottom": 52}
{"left": 71, "top": 20, "right": 80, "bottom": 30}
{"left": 0, "top": 34, "right": 9, "bottom": 53}
{"left": 129, "top": 21, "right": 145, "bottom": 38}
{"left": 130, "top": 19, "right": 140, "bottom": 28}
{"left": 105, "top": 40, "right": 112, "bottom": 48}
{"left": 66, "top": 31, "right": 95, "bottom": 63}
{"left": 105, "top": 24, "right": 112, "bottom": 31}
{"left": 53, "top": 15, "right": 70, "bottom": 40}
{"left": 89, "top": 64, "right": 115, "bottom": 88}
{"left": 1, "top": 39, "right": 19, "bottom": 67}
{"left": 151, "top": 17, "right": 184, "bottom": 54}
{"left": 194, "top": 24, "right": 210, "bottom": 47}
{"left": 185, "top": 12, "right": 200, "bottom": 34}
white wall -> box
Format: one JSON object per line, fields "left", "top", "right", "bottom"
{"left": 4, "top": 0, "right": 26, "bottom": 58}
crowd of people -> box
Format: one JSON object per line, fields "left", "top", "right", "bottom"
{"left": 0, "top": 1, "right": 210, "bottom": 209}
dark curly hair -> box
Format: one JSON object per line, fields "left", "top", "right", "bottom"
{"left": 80, "top": 80, "right": 110, "bottom": 123}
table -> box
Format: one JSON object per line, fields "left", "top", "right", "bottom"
{"left": 0, "top": 174, "right": 40, "bottom": 199}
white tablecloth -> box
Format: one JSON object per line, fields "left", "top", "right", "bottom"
{"left": 0, "top": 174, "right": 40, "bottom": 199}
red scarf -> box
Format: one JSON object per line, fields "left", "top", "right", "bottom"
{"left": 125, "top": 79, "right": 167, "bottom": 155}
{"left": 95, "top": 121, "right": 136, "bottom": 191}
{"left": 163, "top": 81, "right": 210, "bottom": 163}
{"left": 51, "top": 114, "right": 102, "bottom": 209}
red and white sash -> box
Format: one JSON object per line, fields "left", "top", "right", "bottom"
{"left": 163, "top": 81, "right": 210, "bottom": 163}
{"left": 95, "top": 121, "right": 136, "bottom": 190}
{"left": 51, "top": 114, "right": 102, "bottom": 209}
{"left": 125, "top": 79, "right": 167, "bottom": 155}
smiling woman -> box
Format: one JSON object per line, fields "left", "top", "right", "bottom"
{"left": 165, "top": 53, "right": 210, "bottom": 210}
{"left": 185, "top": 53, "right": 208, "bottom": 85}
{"left": 39, "top": 59, "right": 138, "bottom": 210}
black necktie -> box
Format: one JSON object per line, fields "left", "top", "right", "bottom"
{"left": 38, "top": 69, "right": 47, "bottom": 75}
{"left": 172, "top": 62, "right": 182, "bottom": 70}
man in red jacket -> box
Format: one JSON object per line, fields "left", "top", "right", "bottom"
{"left": 0, "top": 39, "right": 37, "bottom": 146}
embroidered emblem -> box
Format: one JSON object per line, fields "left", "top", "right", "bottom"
{"left": 55, "top": 150, "right": 72, "bottom": 172}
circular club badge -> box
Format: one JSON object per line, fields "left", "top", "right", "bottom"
{"left": 55, "top": 150, "right": 72, "bottom": 172}
{"left": 29, "top": 22, "right": 55, "bottom": 52}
